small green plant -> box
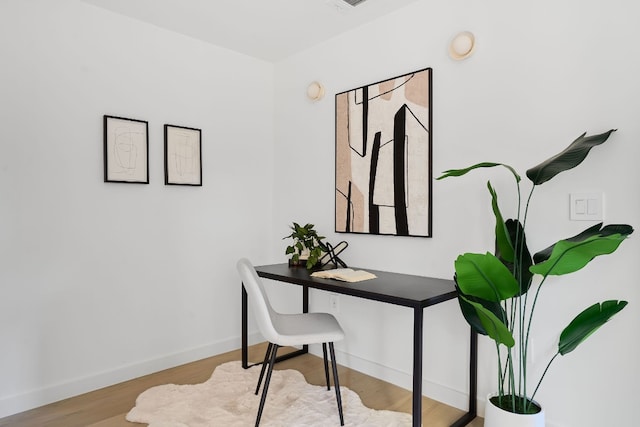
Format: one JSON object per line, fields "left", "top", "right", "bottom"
{"left": 438, "top": 129, "right": 633, "bottom": 414}
{"left": 283, "top": 222, "right": 325, "bottom": 269}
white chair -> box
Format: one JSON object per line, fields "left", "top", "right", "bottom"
{"left": 236, "top": 258, "right": 345, "bottom": 427}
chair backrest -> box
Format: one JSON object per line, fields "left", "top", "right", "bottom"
{"left": 236, "top": 258, "right": 281, "bottom": 344}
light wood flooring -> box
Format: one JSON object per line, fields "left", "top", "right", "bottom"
{"left": 0, "top": 343, "right": 484, "bottom": 426}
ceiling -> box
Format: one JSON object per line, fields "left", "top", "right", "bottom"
{"left": 82, "top": 0, "right": 421, "bottom": 62}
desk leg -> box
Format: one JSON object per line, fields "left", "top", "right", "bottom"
{"left": 303, "top": 285, "right": 309, "bottom": 312}
{"left": 302, "top": 285, "right": 309, "bottom": 354}
{"left": 415, "top": 313, "right": 477, "bottom": 427}
{"left": 242, "top": 283, "right": 249, "bottom": 369}
{"left": 450, "top": 326, "right": 478, "bottom": 427}
{"left": 469, "top": 329, "right": 478, "bottom": 416}
{"left": 412, "top": 307, "right": 423, "bottom": 427}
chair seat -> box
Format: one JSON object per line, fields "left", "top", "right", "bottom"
{"left": 271, "top": 312, "right": 345, "bottom": 347}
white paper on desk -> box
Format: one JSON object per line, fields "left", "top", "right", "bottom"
{"left": 311, "top": 268, "right": 376, "bottom": 283}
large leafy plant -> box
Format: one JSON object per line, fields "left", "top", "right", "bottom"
{"left": 438, "top": 129, "right": 633, "bottom": 414}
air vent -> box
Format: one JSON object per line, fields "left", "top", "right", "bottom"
{"left": 342, "top": 0, "right": 367, "bottom": 6}
{"left": 325, "top": 0, "right": 364, "bottom": 12}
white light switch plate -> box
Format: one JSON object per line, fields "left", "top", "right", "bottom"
{"left": 570, "top": 192, "right": 603, "bottom": 221}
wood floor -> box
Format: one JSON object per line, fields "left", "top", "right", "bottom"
{"left": 0, "top": 343, "right": 484, "bottom": 427}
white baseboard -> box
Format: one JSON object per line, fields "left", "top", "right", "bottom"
{"left": 0, "top": 332, "right": 263, "bottom": 419}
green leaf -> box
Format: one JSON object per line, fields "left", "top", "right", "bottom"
{"left": 534, "top": 223, "right": 634, "bottom": 264}
{"left": 437, "top": 162, "right": 521, "bottom": 182}
{"left": 502, "top": 219, "right": 533, "bottom": 295}
{"left": 455, "top": 280, "right": 508, "bottom": 337}
{"left": 558, "top": 300, "right": 628, "bottom": 355}
{"left": 285, "top": 246, "right": 295, "bottom": 255}
{"left": 455, "top": 253, "right": 520, "bottom": 302}
{"left": 530, "top": 232, "right": 631, "bottom": 276}
{"left": 310, "top": 247, "right": 322, "bottom": 258}
{"left": 525, "top": 130, "right": 616, "bottom": 185}
{"left": 459, "top": 294, "right": 515, "bottom": 348}
{"left": 488, "top": 182, "right": 514, "bottom": 263}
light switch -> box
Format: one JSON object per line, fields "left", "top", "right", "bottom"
{"left": 570, "top": 193, "right": 603, "bottom": 221}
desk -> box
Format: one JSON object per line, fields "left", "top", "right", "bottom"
{"left": 241, "top": 264, "right": 477, "bottom": 427}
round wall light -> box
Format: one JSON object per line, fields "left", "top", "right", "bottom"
{"left": 449, "top": 31, "right": 476, "bottom": 60}
{"left": 307, "top": 81, "right": 325, "bottom": 101}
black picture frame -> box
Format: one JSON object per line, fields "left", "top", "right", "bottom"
{"left": 103, "top": 115, "right": 149, "bottom": 184}
{"left": 164, "top": 124, "right": 202, "bottom": 186}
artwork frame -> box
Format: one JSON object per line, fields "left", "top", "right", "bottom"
{"left": 335, "top": 67, "right": 433, "bottom": 237}
{"left": 104, "top": 115, "right": 149, "bottom": 184}
{"left": 164, "top": 124, "right": 202, "bottom": 186}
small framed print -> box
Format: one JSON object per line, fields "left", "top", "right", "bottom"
{"left": 164, "top": 124, "right": 202, "bottom": 186}
{"left": 104, "top": 115, "right": 149, "bottom": 184}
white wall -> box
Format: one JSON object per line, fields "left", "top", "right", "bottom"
{"left": 274, "top": 0, "right": 640, "bottom": 426}
{"left": 0, "top": 0, "right": 275, "bottom": 417}
{"left": 2, "top": 0, "right": 639, "bottom": 425}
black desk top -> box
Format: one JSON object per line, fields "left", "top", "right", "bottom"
{"left": 255, "top": 263, "right": 457, "bottom": 309}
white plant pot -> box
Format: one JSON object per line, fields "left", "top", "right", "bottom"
{"left": 484, "top": 394, "right": 545, "bottom": 427}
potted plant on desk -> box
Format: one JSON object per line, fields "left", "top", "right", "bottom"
{"left": 283, "top": 222, "right": 326, "bottom": 269}
{"left": 437, "top": 129, "right": 633, "bottom": 426}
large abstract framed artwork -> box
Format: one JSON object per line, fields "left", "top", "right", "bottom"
{"left": 335, "top": 67, "right": 432, "bottom": 237}
{"left": 104, "top": 115, "right": 149, "bottom": 184}
{"left": 164, "top": 124, "right": 202, "bottom": 186}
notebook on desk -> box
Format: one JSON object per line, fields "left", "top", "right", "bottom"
{"left": 311, "top": 268, "right": 376, "bottom": 283}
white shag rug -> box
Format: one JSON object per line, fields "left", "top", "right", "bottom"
{"left": 126, "top": 361, "right": 412, "bottom": 427}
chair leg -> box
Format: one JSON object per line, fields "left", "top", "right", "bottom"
{"left": 329, "top": 342, "right": 344, "bottom": 426}
{"left": 255, "top": 344, "right": 279, "bottom": 427}
{"left": 255, "top": 343, "right": 274, "bottom": 395}
{"left": 322, "top": 342, "right": 331, "bottom": 390}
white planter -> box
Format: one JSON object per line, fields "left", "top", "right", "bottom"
{"left": 484, "top": 394, "right": 545, "bottom": 427}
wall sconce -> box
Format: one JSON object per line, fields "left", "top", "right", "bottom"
{"left": 449, "top": 31, "right": 476, "bottom": 60}
{"left": 307, "top": 81, "right": 325, "bottom": 101}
